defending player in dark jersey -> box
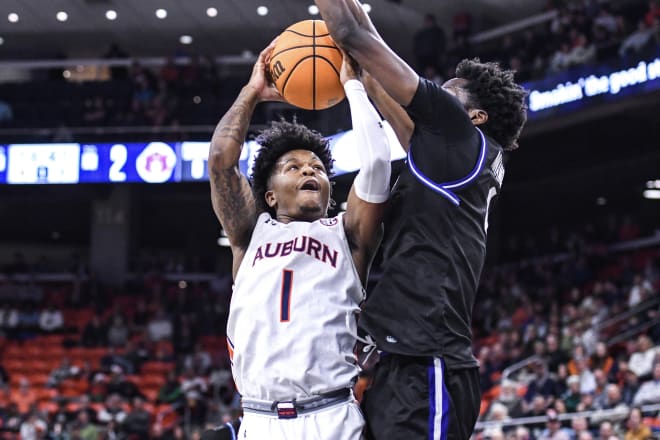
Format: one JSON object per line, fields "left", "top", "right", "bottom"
{"left": 314, "top": 1, "right": 528, "bottom": 439}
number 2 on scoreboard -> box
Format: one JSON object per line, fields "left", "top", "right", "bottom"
{"left": 280, "top": 269, "right": 293, "bottom": 322}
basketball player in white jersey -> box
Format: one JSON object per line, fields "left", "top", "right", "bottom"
{"left": 208, "top": 40, "right": 393, "bottom": 440}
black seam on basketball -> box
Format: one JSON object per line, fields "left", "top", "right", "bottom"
{"left": 284, "top": 29, "right": 330, "bottom": 38}
{"left": 313, "top": 20, "right": 317, "bottom": 110}
{"left": 281, "top": 55, "right": 318, "bottom": 101}
{"left": 316, "top": 56, "right": 342, "bottom": 78}
{"left": 272, "top": 45, "right": 340, "bottom": 60}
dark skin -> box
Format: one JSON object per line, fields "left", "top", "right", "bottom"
{"left": 208, "top": 41, "right": 386, "bottom": 284}
{"left": 314, "top": 0, "right": 488, "bottom": 149}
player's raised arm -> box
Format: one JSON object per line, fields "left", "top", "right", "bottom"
{"left": 340, "top": 54, "right": 391, "bottom": 284}
{"left": 361, "top": 70, "right": 414, "bottom": 152}
{"left": 208, "top": 41, "right": 282, "bottom": 277}
{"left": 314, "top": 0, "right": 419, "bottom": 106}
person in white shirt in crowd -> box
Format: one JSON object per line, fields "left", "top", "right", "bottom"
{"left": 633, "top": 361, "right": 660, "bottom": 405}
{"left": 618, "top": 19, "right": 655, "bottom": 57}
{"left": 628, "top": 335, "right": 658, "bottom": 379}
{"left": 147, "top": 306, "right": 173, "bottom": 341}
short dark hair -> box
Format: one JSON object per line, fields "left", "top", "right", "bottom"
{"left": 250, "top": 119, "right": 334, "bottom": 216}
{"left": 455, "top": 58, "right": 528, "bottom": 151}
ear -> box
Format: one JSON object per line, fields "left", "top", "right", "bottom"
{"left": 469, "top": 109, "right": 488, "bottom": 126}
{"left": 265, "top": 190, "right": 277, "bottom": 208}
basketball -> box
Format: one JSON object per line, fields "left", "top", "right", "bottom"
{"left": 269, "top": 20, "right": 344, "bottom": 111}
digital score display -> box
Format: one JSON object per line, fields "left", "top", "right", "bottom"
{"left": 0, "top": 126, "right": 406, "bottom": 185}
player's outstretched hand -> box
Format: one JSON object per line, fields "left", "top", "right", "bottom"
{"left": 247, "top": 38, "right": 284, "bottom": 103}
{"left": 339, "top": 49, "right": 361, "bottom": 85}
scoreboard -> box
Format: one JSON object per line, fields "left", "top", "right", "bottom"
{"left": 0, "top": 126, "right": 406, "bottom": 185}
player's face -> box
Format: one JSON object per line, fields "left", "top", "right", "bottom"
{"left": 266, "top": 149, "right": 331, "bottom": 222}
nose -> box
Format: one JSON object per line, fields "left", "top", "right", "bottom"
{"left": 301, "top": 164, "right": 315, "bottom": 176}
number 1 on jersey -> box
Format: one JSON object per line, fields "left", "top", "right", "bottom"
{"left": 280, "top": 269, "right": 294, "bottom": 322}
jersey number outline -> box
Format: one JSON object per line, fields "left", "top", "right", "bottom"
{"left": 484, "top": 186, "right": 498, "bottom": 233}
{"left": 280, "top": 269, "right": 294, "bottom": 322}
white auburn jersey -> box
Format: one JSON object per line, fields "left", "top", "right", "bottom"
{"left": 227, "top": 212, "right": 364, "bottom": 401}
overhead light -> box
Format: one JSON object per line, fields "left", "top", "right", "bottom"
{"left": 596, "top": 197, "right": 607, "bottom": 206}
{"left": 362, "top": 3, "right": 372, "bottom": 13}
{"left": 56, "top": 11, "right": 69, "bottom": 22}
{"left": 193, "top": 95, "right": 202, "bottom": 104}
{"left": 646, "top": 179, "right": 660, "bottom": 189}
{"left": 180, "top": 35, "right": 193, "bottom": 45}
{"left": 8, "top": 13, "right": 19, "bottom": 23}
{"left": 643, "top": 189, "right": 660, "bottom": 200}
{"left": 155, "top": 9, "right": 167, "bottom": 19}
{"left": 105, "top": 10, "right": 117, "bottom": 20}
{"left": 206, "top": 7, "right": 218, "bottom": 17}
{"left": 308, "top": 5, "right": 320, "bottom": 15}
{"left": 0, "top": 37, "right": 4, "bottom": 46}
{"left": 257, "top": 6, "right": 269, "bottom": 16}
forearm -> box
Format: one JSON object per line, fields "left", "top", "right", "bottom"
{"left": 315, "top": 0, "right": 372, "bottom": 49}
{"left": 364, "top": 77, "right": 413, "bottom": 151}
{"left": 345, "top": 80, "right": 390, "bottom": 203}
{"left": 209, "top": 86, "right": 259, "bottom": 168}
{"left": 208, "top": 86, "right": 259, "bottom": 251}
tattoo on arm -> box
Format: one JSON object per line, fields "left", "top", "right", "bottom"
{"left": 209, "top": 88, "right": 259, "bottom": 249}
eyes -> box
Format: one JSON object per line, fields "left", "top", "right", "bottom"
{"left": 285, "top": 163, "right": 325, "bottom": 173}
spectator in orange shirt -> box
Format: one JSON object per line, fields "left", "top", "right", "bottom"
{"left": 623, "top": 407, "right": 651, "bottom": 440}
{"left": 590, "top": 342, "right": 614, "bottom": 377}
{"left": 12, "top": 377, "right": 37, "bottom": 414}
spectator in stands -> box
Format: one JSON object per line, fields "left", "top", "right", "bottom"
{"left": 621, "top": 370, "right": 641, "bottom": 406}
{"left": 628, "top": 335, "right": 657, "bottom": 379}
{"left": 181, "top": 368, "right": 207, "bottom": 428}
{"left": 107, "top": 315, "right": 129, "bottom": 348}
{"left": 147, "top": 307, "right": 173, "bottom": 342}
{"left": 539, "top": 409, "right": 571, "bottom": 440}
{"left": 157, "top": 370, "right": 183, "bottom": 407}
{"left": 546, "top": 334, "right": 569, "bottom": 374}
{"left": 47, "top": 357, "right": 80, "bottom": 388}
{"left": 627, "top": 275, "right": 652, "bottom": 308}
{"left": 97, "top": 393, "right": 127, "bottom": 425}
{"left": 122, "top": 396, "right": 151, "bottom": 438}
{"left": 82, "top": 314, "right": 106, "bottom": 347}
{"left": 71, "top": 410, "right": 99, "bottom": 440}
{"left": 576, "top": 391, "right": 596, "bottom": 412}
{"left": 618, "top": 20, "right": 655, "bottom": 57}
{"left": 412, "top": 14, "right": 446, "bottom": 72}
{"left": 526, "top": 361, "right": 561, "bottom": 405}
{"left": 0, "top": 100, "right": 13, "bottom": 123}
{"left": 569, "top": 417, "right": 590, "bottom": 440}
{"left": 14, "top": 377, "right": 37, "bottom": 414}
{"left": 596, "top": 421, "right": 618, "bottom": 440}
{"left": 623, "top": 407, "right": 651, "bottom": 440}
{"left": 103, "top": 43, "right": 130, "bottom": 80}
{"left": 105, "top": 365, "right": 143, "bottom": 400}
{"left": 19, "top": 410, "right": 48, "bottom": 440}
{"left": 488, "top": 379, "right": 524, "bottom": 419}
{"left": 593, "top": 369, "right": 610, "bottom": 408}
{"left": 183, "top": 342, "right": 212, "bottom": 375}
{"left": 591, "top": 342, "right": 615, "bottom": 377}
{"left": 562, "top": 375, "right": 582, "bottom": 413}
{"left": 1, "top": 402, "right": 22, "bottom": 432}
{"left": 0, "top": 364, "right": 10, "bottom": 390}
{"left": 567, "top": 33, "right": 596, "bottom": 67}
{"left": 632, "top": 361, "right": 660, "bottom": 405}
{"left": 39, "top": 304, "right": 64, "bottom": 333}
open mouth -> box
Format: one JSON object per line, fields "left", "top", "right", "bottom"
{"left": 300, "top": 179, "right": 320, "bottom": 191}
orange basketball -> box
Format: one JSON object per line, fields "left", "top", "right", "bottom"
{"left": 269, "top": 20, "right": 345, "bottom": 111}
